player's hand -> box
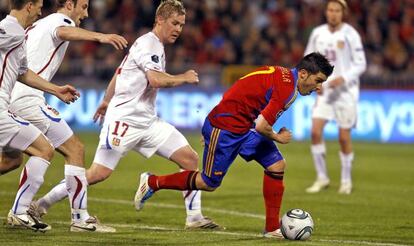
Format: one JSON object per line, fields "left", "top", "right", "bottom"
{"left": 56, "top": 85, "right": 80, "bottom": 104}
{"left": 93, "top": 100, "right": 109, "bottom": 125}
{"left": 275, "top": 127, "right": 292, "bottom": 144}
{"left": 98, "top": 34, "right": 128, "bottom": 50}
{"left": 328, "top": 76, "right": 345, "bottom": 88}
{"left": 183, "top": 70, "right": 199, "bottom": 84}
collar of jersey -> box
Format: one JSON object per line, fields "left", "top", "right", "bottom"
{"left": 290, "top": 68, "right": 298, "bottom": 89}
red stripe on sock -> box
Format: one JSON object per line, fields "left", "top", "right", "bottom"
{"left": 18, "top": 167, "right": 28, "bottom": 190}
{"left": 72, "top": 176, "right": 83, "bottom": 209}
{"left": 263, "top": 171, "right": 284, "bottom": 232}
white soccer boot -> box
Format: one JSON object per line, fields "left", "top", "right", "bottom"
{"left": 305, "top": 178, "right": 330, "bottom": 193}
{"left": 7, "top": 210, "right": 51, "bottom": 232}
{"left": 263, "top": 228, "right": 284, "bottom": 239}
{"left": 70, "top": 216, "right": 116, "bottom": 233}
{"left": 134, "top": 172, "right": 155, "bottom": 211}
{"left": 184, "top": 217, "right": 224, "bottom": 230}
{"left": 338, "top": 181, "right": 352, "bottom": 194}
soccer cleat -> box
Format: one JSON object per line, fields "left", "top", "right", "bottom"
{"left": 70, "top": 216, "right": 116, "bottom": 233}
{"left": 263, "top": 228, "right": 284, "bottom": 239}
{"left": 27, "top": 201, "right": 47, "bottom": 220}
{"left": 338, "top": 181, "right": 352, "bottom": 195}
{"left": 305, "top": 179, "right": 330, "bottom": 193}
{"left": 184, "top": 217, "right": 225, "bottom": 230}
{"left": 134, "top": 172, "right": 155, "bottom": 211}
{"left": 7, "top": 210, "right": 51, "bottom": 232}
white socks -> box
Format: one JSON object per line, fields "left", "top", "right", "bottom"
{"left": 180, "top": 169, "right": 203, "bottom": 223}
{"left": 12, "top": 156, "right": 49, "bottom": 215}
{"left": 311, "top": 143, "right": 329, "bottom": 181}
{"left": 339, "top": 151, "right": 354, "bottom": 184}
{"left": 65, "top": 165, "right": 90, "bottom": 222}
{"left": 37, "top": 179, "right": 67, "bottom": 210}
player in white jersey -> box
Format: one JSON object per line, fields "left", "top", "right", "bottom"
{"left": 4, "top": 0, "right": 127, "bottom": 232}
{"left": 33, "top": 0, "right": 222, "bottom": 230}
{"left": 304, "top": 0, "right": 366, "bottom": 194}
{"left": 0, "top": 0, "right": 80, "bottom": 232}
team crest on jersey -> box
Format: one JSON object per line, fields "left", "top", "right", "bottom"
{"left": 0, "top": 28, "right": 5, "bottom": 34}
{"left": 112, "top": 137, "right": 121, "bottom": 146}
{"left": 151, "top": 55, "right": 159, "bottom": 63}
{"left": 337, "top": 40, "right": 345, "bottom": 49}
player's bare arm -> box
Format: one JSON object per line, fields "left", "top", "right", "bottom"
{"left": 255, "top": 115, "right": 292, "bottom": 144}
{"left": 93, "top": 72, "right": 117, "bottom": 124}
{"left": 146, "top": 69, "right": 199, "bottom": 88}
{"left": 17, "top": 69, "right": 79, "bottom": 104}
{"left": 56, "top": 26, "right": 128, "bottom": 50}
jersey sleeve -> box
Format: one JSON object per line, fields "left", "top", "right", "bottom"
{"left": 304, "top": 28, "right": 318, "bottom": 55}
{"left": 133, "top": 39, "right": 163, "bottom": 72}
{"left": 260, "top": 97, "right": 284, "bottom": 126}
{"left": 342, "top": 28, "right": 367, "bottom": 84}
{"left": 50, "top": 16, "right": 75, "bottom": 42}
{"left": 18, "top": 49, "right": 28, "bottom": 75}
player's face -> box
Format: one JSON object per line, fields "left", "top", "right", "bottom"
{"left": 72, "top": 0, "right": 89, "bottom": 26}
{"left": 159, "top": 13, "right": 185, "bottom": 44}
{"left": 326, "top": 1, "right": 344, "bottom": 28}
{"left": 297, "top": 71, "right": 327, "bottom": 96}
{"left": 27, "top": 0, "right": 43, "bottom": 26}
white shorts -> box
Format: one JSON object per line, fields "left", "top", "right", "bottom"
{"left": 312, "top": 98, "right": 357, "bottom": 129}
{"left": 93, "top": 117, "right": 189, "bottom": 170}
{"left": 0, "top": 111, "right": 42, "bottom": 151}
{"left": 10, "top": 104, "right": 73, "bottom": 148}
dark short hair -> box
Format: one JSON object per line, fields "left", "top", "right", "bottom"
{"left": 156, "top": 0, "right": 186, "bottom": 20}
{"left": 296, "top": 52, "right": 334, "bottom": 77}
{"left": 9, "top": 0, "right": 39, "bottom": 10}
{"left": 55, "top": 0, "right": 78, "bottom": 9}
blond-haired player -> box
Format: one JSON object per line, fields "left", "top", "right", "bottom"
{"left": 31, "top": 0, "right": 221, "bottom": 230}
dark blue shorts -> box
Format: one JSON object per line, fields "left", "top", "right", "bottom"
{"left": 201, "top": 118, "right": 284, "bottom": 188}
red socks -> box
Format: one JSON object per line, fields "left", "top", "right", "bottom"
{"left": 263, "top": 170, "right": 285, "bottom": 232}
{"left": 148, "top": 171, "right": 198, "bottom": 191}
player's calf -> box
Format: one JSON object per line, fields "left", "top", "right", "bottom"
{"left": 0, "top": 149, "right": 23, "bottom": 175}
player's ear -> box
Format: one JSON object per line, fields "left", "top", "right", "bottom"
{"left": 298, "top": 69, "right": 309, "bottom": 80}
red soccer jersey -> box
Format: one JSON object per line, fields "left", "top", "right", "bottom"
{"left": 208, "top": 66, "right": 298, "bottom": 134}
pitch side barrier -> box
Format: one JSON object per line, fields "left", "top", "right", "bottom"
{"left": 45, "top": 88, "right": 414, "bottom": 143}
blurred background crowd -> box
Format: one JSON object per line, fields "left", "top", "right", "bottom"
{"left": 1, "top": 0, "right": 414, "bottom": 88}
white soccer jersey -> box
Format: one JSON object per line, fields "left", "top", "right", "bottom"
{"left": 0, "top": 15, "right": 27, "bottom": 111}
{"left": 304, "top": 23, "right": 366, "bottom": 104}
{"left": 105, "top": 32, "right": 166, "bottom": 128}
{"left": 10, "top": 13, "right": 75, "bottom": 109}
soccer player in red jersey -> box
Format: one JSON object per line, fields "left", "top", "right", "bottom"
{"left": 134, "top": 52, "right": 333, "bottom": 237}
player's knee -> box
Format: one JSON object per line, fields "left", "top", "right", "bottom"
{"left": 311, "top": 129, "right": 322, "bottom": 141}
{"left": 267, "top": 160, "right": 286, "bottom": 173}
{"left": 37, "top": 144, "right": 55, "bottom": 161}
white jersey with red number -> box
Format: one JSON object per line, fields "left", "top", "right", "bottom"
{"left": 105, "top": 31, "right": 166, "bottom": 128}
{"left": 304, "top": 23, "right": 366, "bottom": 104}
{"left": 10, "top": 13, "right": 75, "bottom": 109}
{"left": 0, "top": 15, "right": 27, "bottom": 111}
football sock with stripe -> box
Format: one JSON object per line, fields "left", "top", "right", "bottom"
{"left": 311, "top": 143, "right": 329, "bottom": 181}
{"left": 148, "top": 170, "right": 198, "bottom": 191}
{"left": 11, "top": 157, "right": 49, "bottom": 214}
{"left": 65, "top": 165, "right": 90, "bottom": 222}
{"left": 263, "top": 170, "right": 284, "bottom": 232}
{"left": 180, "top": 169, "right": 204, "bottom": 222}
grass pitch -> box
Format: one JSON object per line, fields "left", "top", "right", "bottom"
{"left": 0, "top": 132, "right": 413, "bottom": 245}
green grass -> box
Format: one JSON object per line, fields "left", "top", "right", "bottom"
{"left": 0, "top": 133, "right": 413, "bottom": 245}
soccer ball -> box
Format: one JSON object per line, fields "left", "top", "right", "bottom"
{"left": 280, "top": 209, "right": 314, "bottom": 240}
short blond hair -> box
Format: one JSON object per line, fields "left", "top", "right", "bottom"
{"left": 155, "top": 0, "right": 186, "bottom": 20}
{"left": 327, "top": 0, "right": 348, "bottom": 11}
